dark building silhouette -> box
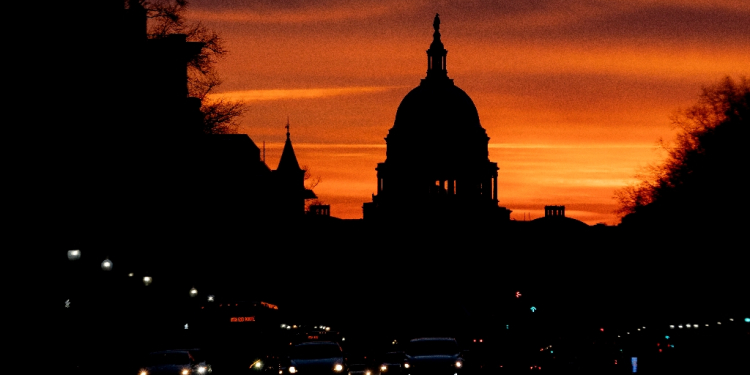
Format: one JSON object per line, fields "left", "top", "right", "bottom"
{"left": 272, "top": 121, "right": 318, "bottom": 217}
{"left": 529, "top": 205, "right": 589, "bottom": 229}
{"left": 545, "top": 205, "right": 565, "bottom": 217}
{"left": 308, "top": 204, "right": 331, "bottom": 216}
{"left": 56, "top": 0, "right": 317, "bottom": 241}
{"left": 363, "top": 14, "right": 511, "bottom": 222}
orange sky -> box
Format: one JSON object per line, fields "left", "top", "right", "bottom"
{"left": 186, "top": 0, "right": 749, "bottom": 224}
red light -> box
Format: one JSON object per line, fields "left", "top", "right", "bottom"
{"left": 479, "top": 339, "right": 483, "bottom": 343}
{"left": 657, "top": 343, "right": 660, "bottom": 347}
{"left": 659, "top": 349, "right": 662, "bottom": 353}
{"left": 615, "top": 360, "right": 618, "bottom": 365}
{"left": 600, "top": 328, "right": 604, "bottom": 332}
{"left": 516, "top": 291, "right": 522, "bottom": 298}
{"left": 473, "top": 339, "right": 476, "bottom": 342}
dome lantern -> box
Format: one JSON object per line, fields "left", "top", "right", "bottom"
{"left": 426, "top": 13, "right": 448, "bottom": 80}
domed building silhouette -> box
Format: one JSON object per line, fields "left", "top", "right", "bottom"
{"left": 363, "top": 14, "right": 511, "bottom": 222}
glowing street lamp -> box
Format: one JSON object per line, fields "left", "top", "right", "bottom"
{"left": 67, "top": 249, "right": 81, "bottom": 261}
{"left": 190, "top": 287, "right": 198, "bottom": 297}
{"left": 101, "top": 258, "right": 113, "bottom": 271}
{"left": 208, "top": 295, "right": 215, "bottom": 302}
{"left": 143, "top": 276, "right": 152, "bottom": 286}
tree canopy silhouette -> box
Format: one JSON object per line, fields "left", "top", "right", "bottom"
{"left": 134, "top": 0, "right": 246, "bottom": 134}
{"left": 616, "top": 76, "right": 748, "bottom": 231}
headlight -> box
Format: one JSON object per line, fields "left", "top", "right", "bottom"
{"left": 139, "top": 371, "right": 148, "bottom": 375}
{"left": 454, "top": 361, "right": 462, "bottom": 368}
{"left": 182, "top": 369, "right": 191, "bottom": 375}
{"left": 197, "top": 366, "right": 207, "bottom": 374}
{"left": 366, "top": 371, "right": 371, "bottom": 375}
{"left": 334, "top": 364, "right": 344, "bottom": 372}
{"left": 404, "top": 363, "right": 410, "bottom": 369}
{"left": 289, "top": 367, "right": 297, "bottom": 374}
{"left": 380, "top": 365, "right": 387, "bottom": 371}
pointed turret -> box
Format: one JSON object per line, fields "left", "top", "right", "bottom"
{"left": 277, "top": 118, "right": 302, "bottom": 172}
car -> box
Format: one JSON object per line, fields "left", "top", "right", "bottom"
{"left": 402, "top": 338, "right": 465, "bottom": 375}
{"left": 139, "top": 349, "right": 212, "bottom": 375}
{"left": 281, "top": 341, "right": 347, "bottom": 375}
{"left": 348, "top": 362, "right": 376, "bottom": 375}
{"left": 377, "top": 351, "right": 405, "bottom": 375}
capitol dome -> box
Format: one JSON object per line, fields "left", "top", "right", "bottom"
{"left": 362, "top": 14, "right": 511, "bottom": 223}
{"left": 392, "top": 82, "right": 482, "bottom": 132}
{"left": 384, "top": 13, "right": 489, "bottom": 165}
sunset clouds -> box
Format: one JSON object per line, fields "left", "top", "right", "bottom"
{"left": 185, "top": 0, "right": 748, "bottom": 224}
{"left": 208, "top": 86, "right": 406, "bottom": 102}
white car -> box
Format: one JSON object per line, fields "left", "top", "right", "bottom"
{"left": 139, "top": 349, "right": 212, "bottom": 375}
{"left": 282, "top": 341, "right": 347, "bottom": 375}
{"left": 403, "top": 338, "right": 464, "bottom": 375}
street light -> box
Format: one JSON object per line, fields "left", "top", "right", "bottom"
{"left": 68, "top": 249, "right": 81, "bottom": 261}
{"left": 208, "top": 295, "right": 214, "bottom": 302}
{"left": 143, "top": 276, "right": 152, "bottom": 286}
{"left": 101, "top": 258, "right": 113, "bottom": 271}
{"left": 190, "top": 287, "right": 198, "bottom": 297}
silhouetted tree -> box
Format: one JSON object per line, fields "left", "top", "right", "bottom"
{"left": 133, "top": 0, "right": 246, "bottom": 134}
{"left": 302, "top": 165, "right": 324, "bottom": 212}
{"left": 302, "top": 165, "right": 322, "bottom": 191}
{"left": 616, "top": 76, "right": 748, "bottom": 230}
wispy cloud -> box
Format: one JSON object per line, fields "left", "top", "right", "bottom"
{"left": 188, "top": 1, "right": 425, "bottom": 24}
{"left": 208, "top": 86, "right": 406, "bottom": 102}
{"left": 489, "top": 143, "right": 657, "bottom": 149}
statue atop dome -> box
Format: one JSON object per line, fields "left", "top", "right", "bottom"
{"left": 427, "top": 13, "right": 447, "bottom": 80}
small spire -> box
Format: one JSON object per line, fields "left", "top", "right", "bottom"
{"left": 433, "top": 13, "right": 440, "bottom": 32}
{"left": 277, "top": 118, "right": 302, "bottom": 172}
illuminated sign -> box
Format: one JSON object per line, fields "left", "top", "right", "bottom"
{"left": 230, "top": 316, "right": 256, "bottom": 322}
{"left": 631, "top": 357, "right": 637, "bottom": 373}
{"left": 261, "top": 302, "right": 279, "bottom": 310}
{"left": 308, "top": 335, "right": 319, "bottom": 340}
{"left": 516, "top": 291, "right": 521, "bottom": 298}
{"left": 530, "top": 306, "right": 537, "bottom": 312}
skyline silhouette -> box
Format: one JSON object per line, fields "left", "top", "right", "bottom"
{"left": 47, "top": 3, "right": 747, "bottom": 374}
{"left": 185, "top": 0, "right": 750, "bottom": 224}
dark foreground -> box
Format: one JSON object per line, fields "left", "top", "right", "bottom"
{"left": 49, "top": 220, "right": 748, "bottom": 374}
